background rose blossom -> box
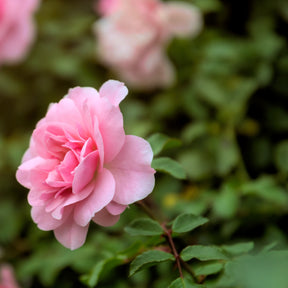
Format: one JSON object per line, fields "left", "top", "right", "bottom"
{"left": 94, "top": 0, "right": 202, "bottom": 89}
{"left": 0, "top": 0, "right": 39, "bottom": 65}
{"left": 16, "top": 80, "right": 155, "bottom": 250}
{"left": 0, "top": 265, "right": 20, "bottom": 288}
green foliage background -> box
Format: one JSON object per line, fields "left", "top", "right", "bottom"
{"left": 1, "top": 0, "right": 288, "bottom": 287}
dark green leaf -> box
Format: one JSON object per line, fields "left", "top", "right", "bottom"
{"left": 125, "top": 218, "right": 163, "bottom": 236}
{"left": 172, "top": 213, "right": 208, "bottom": 234}
{"left": 275, "top": 141, "right": 288, "bottom": 173}
{"left": 129, "top": 250, "right": 174, "bottom": 277}
{"left": 180, "top": 245, "right": 228, "bottom": 262}
{"left": 152, "top": 157, "right": 186, "bottom": 179}
{"left": 81, "top": 257, "right": 124, "bottom": 287}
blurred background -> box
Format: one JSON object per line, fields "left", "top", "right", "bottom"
{"left": 1, "top": 0, "right": 288, "bottom": 287}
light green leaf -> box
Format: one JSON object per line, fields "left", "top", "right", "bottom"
{"left": 180, "top": 245, "right": 228, "bottom": 262}
{"left": 148, "top": 133, "right": 181, "bottom": 156}
{"left": 152, "top": 157, "right": 186, "bottom": 179}
{"left": 193, "top": 261, "right": 224, "bottom": 276}
{"left": 221, "top": 242, "right": 254, "bottom": 256}
{"left": 125, "top": 218, "right": 163, "bottom": 236}
{"left": 213, "top": 183, "right": 239, "bottom": 219}
{"left": 129, "top": 250, "right": 174, "bottom": 277}
{"left": 172, "top": 213, "right": 208, "bottom": 234}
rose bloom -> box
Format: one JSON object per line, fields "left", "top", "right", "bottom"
{"left": 0, "top": 265, "right": 20, "bottom": 288}
{"left": 94, "top": 0, "right": 202, "bottom": 89}
{"left": 16, "top": 80, "right": 155, "bottom": 250}
{"left": 0, "top": 0, "right": 39, "bottom": 65}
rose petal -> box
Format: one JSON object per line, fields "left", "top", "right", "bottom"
{"left": 99, "top": 80, "right": 128, "bottom": 106}
{"left": 162, "top": 3, "right": 202, "bottom": 37}
{"left": 16, "top": 157, "right": 58, "bottom": 189}
{"left": 108, "top": 135, "right": 155, "bottom": 205}
{"left": 94, "top": 97, "right": 125, "bottom": 163}
{"left": 92, "top": 208, "right": 120, "bottom": 227}
{"left": 106, "top": 201, "right": 127, "bottom": 215}
{"left": 72, "top": 150, "right": 99, "bottom": 194}
{"left": 31, "top": 206, "right": 64, "bottom": 231}
{"left": 74, "top": 168, "right": 115, "bottom": 226}
{"left": 54, "top": 216, "right": 89, "bottom": 250}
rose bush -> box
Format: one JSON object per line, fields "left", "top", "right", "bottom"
{"left": 16, "top": 80, "right": 155, "bottom": 250}
{"left": 94, "top": 0, "right": 202, "bottom": 89}
{"left": 0, "top": 265, "right": 20, "bottom": 288}
{"left": 0, "top": 0, "right": 39, "bottom": 65}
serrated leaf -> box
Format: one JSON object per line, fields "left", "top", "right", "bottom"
{"left": 152, "top": 157, "right": 186, "bottom": 179}
{"left": 180, "top": 245, "right": 228, "bottom": 262}
{"left": 172, "top": 213, "right": 208, "bottom": 234}
{"left": 148, "top": 133, "right": 181, "bottom": 156}
{"left": 221, "top": 242, "right": 254, "bottom": 256}
{"left": 169, "top": 277, "right": 206, "bottom": 288}
{"left": 129, "top": 250, "right": 174, "bottom": 277}
{"left": 125, "top": 218, "right": 163, "bottom": 236}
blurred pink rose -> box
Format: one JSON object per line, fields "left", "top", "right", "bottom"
{"left": 16, "top": 80, "right": 155, "bottom": 250}
{"left": 0, "top": 0, "right": 39, "bottom": 65}
{"left": 94, "top": 0, "right": 202, "bottom": 89}
{"left": 0, "top": 265, "right": 20, "bottom": 288}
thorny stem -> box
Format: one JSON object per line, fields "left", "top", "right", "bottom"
{"left": 136, "top": 200, "right": 198, "bottom": 282}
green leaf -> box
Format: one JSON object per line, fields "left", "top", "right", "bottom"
{"left": 241, "top": 176, "right": 288, "bottom": 206}
{"left": 129, "top": 250, "right": 175, "bottom": 277}
{"left": 152, "top": 157, "right": 186, "bottom": 179}
{"left": 180, "top": 245, "right": 228, "bottom": 262}
{"left": 213, "top": 183, "right": 239, "bottom": 219}
{"left": 148, "top": 133, "right": 181, "bottom": 156}
{"left": 172, "top": 213, "right": 208, "bottom": 234}
{"left": 275, "top": 141, "right": 288, "bottom": 173}
{"left": 125, "top": 218, "right": 163, "bottom": 236}
{"left": 179, "top": 150, "right": 214, "bottom": 180}
{"left": 193, "top": 261, "right": 224, "bottom": 277}
{"left": 221, "top": 242, "right": 254, "bottom": 256}
{"left": 169, "top": 277, "right": 206, "bottom": 288}
{"left": 81, "top": 257, "right": 124, "bottom": 287}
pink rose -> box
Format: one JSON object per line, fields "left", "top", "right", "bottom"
{"left": 0, "top": 0, "right": 39, "bottom": 65}
{"left": 94, "top": 0, "right": 202, "bottom": 89}
{"left": 16, "top": 80, "right": 155, "bottom": 250}
{"left": 0, "top": 265, "right": 20, "bottom": 288}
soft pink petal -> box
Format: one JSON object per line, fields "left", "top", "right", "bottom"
{"left": 108, "top": 135, "right": 155, "bottom": 205}
{"left": 54, "top": 217, "right": 89, "bottom": 250}
{"left": 162, "top": 3, "right": 202, "bottom": 37}
{"left": 31, "top": 206, "right": 64, "bottom": 231}
{"left": 99, "top": 80, "right": 128, "bottom": 106}
{"left": 72, "top": 151, "right": 99, "bottom": 194}
{"left": 94, "top": 97, "right": 125, "bottom": 163}
{"left": 16, "top": 157, "right": 58, "bottom": 189}
{"left": 106, "top": 201, "right": 127, "bottom": 215}
{"left": 92, "top": 208, "right": 120, "bottom": 227}
{"left": 97, "top": 0, "right": 120, "bottom": 15}
{"left": 74, "top": 168, "right": 115, "bottom": 226}
{"left": 0, "top": 265, "right": 20, "bottom": 288}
